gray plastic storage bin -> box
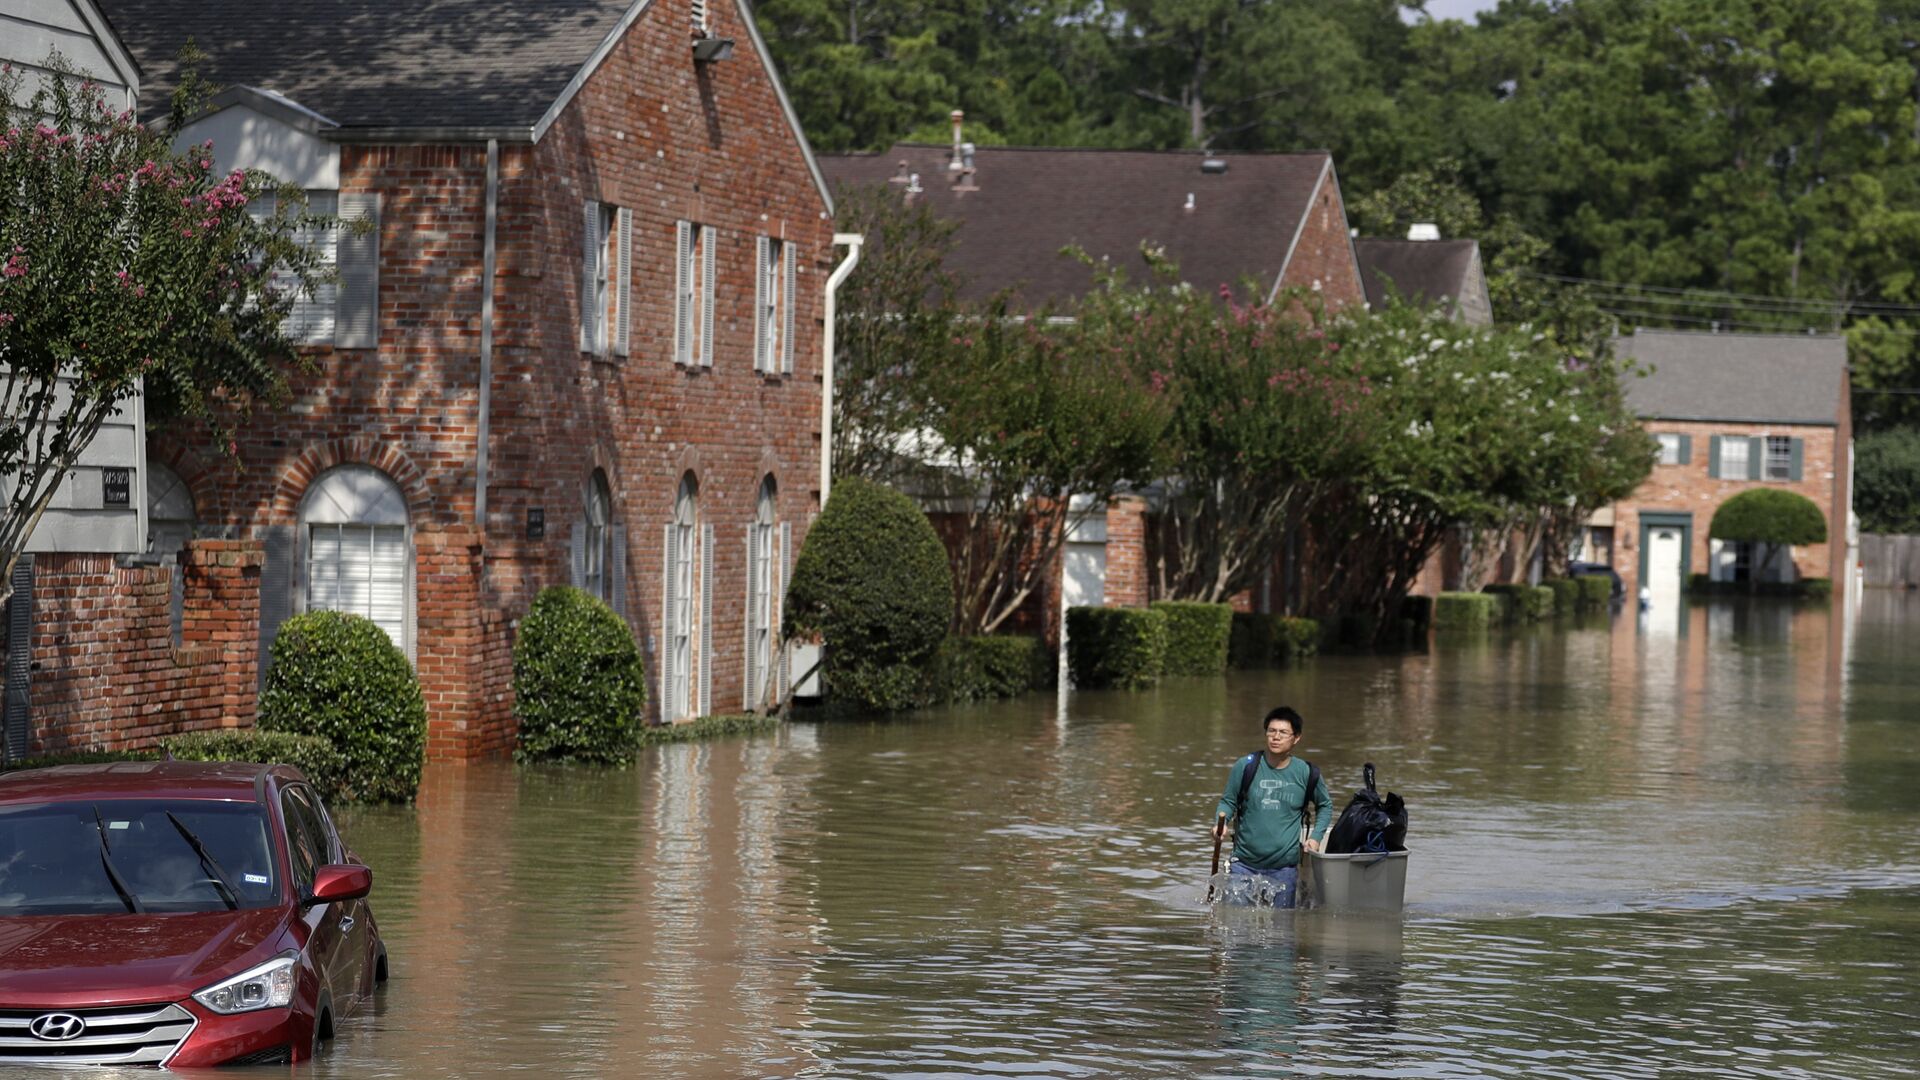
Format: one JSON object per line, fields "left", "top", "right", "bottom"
{"left": 1303, "top": 849, "right": 1408, "bottom": 912}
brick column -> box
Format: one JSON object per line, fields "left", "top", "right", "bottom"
{"left": 1105, "top": 495, "right": 1149, "bottom": 608}
{"left": 413, "top": 530, "right": 510, "bottom": 761}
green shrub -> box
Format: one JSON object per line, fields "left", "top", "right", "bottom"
{"left": 1547, "top": 578, "right": 1581, "bottom": 613}
{"left": 784, "top": 477, "right": 953, "bottom": 712}
{"left": 1066, "top": 606, "right": 1166, "bottom": 689}
{"left": 258, "top": 611, "right": 427, "bottom": 803}
{"left": 1576, "top": 575, "right": 1613, "bottom": 608}
{"left": 636, "top": 713, "right": 781, "bottom": 745}
{"left": 1522, "top": 585, "right": 1554, "bottom": 619}
{"left": 1856, "top": 427, "right": 1920, "bottom": 534}
{"left": 1278, "top": 617, "right": 1321, "bottom": 659}
{"left": 161, "top": 730, "right": 347, "bottom": 800}
{"left": 926, "top": 635, "right": 1052, "bottom": 703}
{"left": 1, "top": 749, "right": 157, "bottom": 772}
{"left": 1484, "top": 583, "right": 1551, "bottom": 622}
{"left": 1229, "top": 612, "right": 1277, "bottom": 669}
{"left": 513, "top": 586, "right": 647, "bottom": 765}
{"left": 1150, "top": 601, "right": 1232, "bottom": 675}
{"left": 1400, "top": 595, "right": 1434, "bottom": 633}
{"left": 1481, "top": 585, "right": 1522, "bottom": 624}
{"left": 1710, "top": 488, "right": 1828, "bottom": 547}
{"left": 1434, "top": 592, "right": 1496, "bottom": 631}
{"left": 1797, "top": 576, "right": 1833, "bottom": 600}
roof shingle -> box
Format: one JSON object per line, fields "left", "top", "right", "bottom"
{"left": 1614, "top": 329, "right": 1848, "bottom": 426}
{"left": 1353, "top": 238, "right": 1478, "bottom": 314}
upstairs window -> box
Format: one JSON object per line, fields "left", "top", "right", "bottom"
{"left": 1718, "top": 436, "right": 1749, "bottom": 480}
{"left": 755, "top": 236, "right": 795, "bottom": 374}
{"left": 675, "top": 221, "right": 715, "bottom": 367}
{"left": 1765, "top": 436, "right": 1793, "bottom": 481}
{"left": 582, "top": 201, "right": 630, "bottom": 357}
{"left": 1656, "top": 434, "right": 1682, "bottom": 466}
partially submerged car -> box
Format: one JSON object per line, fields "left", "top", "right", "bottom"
{"left": 0, "top": 761, "right": 385, "bottom": 1067}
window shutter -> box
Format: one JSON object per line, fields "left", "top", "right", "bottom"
{"left": 661, "top": 523, "right": 678, "bottom": 721}
{"left": 614, "top": 208, "right": 632, "bottom": 358}
{"left": 581, "top": 200, "right": 601, "bottom": 353}
{"left": 778, "top": 521, "right": 793, "bottom": 698}
{"left": 744, "top": 525, "right": 760, "bottom": 710}
{"left": 753, "top": 237, "right": 769, "bottom": 372}
{"left": 1677, "top": 435, "right": 1691, "bottom": 466}
{"left": 1708, "top": 435, "right": 1722, "bottom": 479}
{"left": 569, "top": 525, "right": 586, "bottom": 587}
{"left": 699, "top": 523, "right": 715, "bottom": 716}
{"left": 1747, "top": 436, "right": 1765, "bottom": 481}
{"left": 609, "top": 525, "right": 628, "bottom": 620}
{"left": 1789, "top": 438, "right": 1804, "bottom": 482}
{"left": 257, "top": 526, "right": 295, "bottom": 689}
{"left": 700, "top": 229, "right": 717, "bottom": 368}
{"left": 3, "top": 555, "right": 34, "bottom": 763}
{"left": 781, "top": 241, "right": 797, "bottom": 374}
{"left": 675, "top": 221, "right": 693, "bottom": 365}
{"left": 335, "top": 193, "right": 381, "bottom": 349}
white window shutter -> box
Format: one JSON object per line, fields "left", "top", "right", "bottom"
{"left": 609, "top": 525, "right": 628, "bottom": 620}
{"left": 675, "top": 220, "right": 693, "bottom": 365}
{"left": 581, "top": 200, "right": 601, "bottom": 353}
{"left": 744, "top": 525, "right": 760, "bottom": 710}
{"left": 335, "top": 193, "right": 380, "bottom": 349}
{"left": 779, "top": 521, "right": 793, "bottom": 697}
{"left": 614, "top": 208, "right": 632, "bottom": 358}
{"left": 699, "top": 523, "right": 715, "bottom": 715}
{"left": 700, "top": 229, "right": 717, "bottom": 367}
{"left": 753, "top": 236, "right": 768, "bottom": 372}
{"left": 781, "top": 241, "right": 797, "bottom": 374}
{"left": 661, "top": 523, "right": 678, "bottom": 721}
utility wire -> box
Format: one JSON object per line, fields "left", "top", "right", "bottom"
{"left": 1523, "top": 270, "right": 1920, "bottom": 317}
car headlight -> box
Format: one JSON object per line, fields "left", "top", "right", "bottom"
{"left": 193, "top": 953, "right": 297, "bottom": 1014}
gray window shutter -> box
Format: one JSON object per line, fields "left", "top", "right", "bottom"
{"left": 753, "top": 237, "right": 768, "bottom": 372}
{"left": 1747, "top": 436, "right": 1765, "bottom": 481}
{"left": 258, "top": 526, "right": 295, "bottom": 689}
{"left": 744, "top": 525, "right": 759, "bottom": 710}
{"left": 4, "top": 555, "right": 34, "bottom": 763}
{"left": 1677, "top": 434, "right": 1692, "bottom": 466}
{"left": 1789, "top": 438, "right": 1804, "bottom": 482}
{"left": 1708, "top": 435, "right": 1722, "bottom": 479}
{"left": 781, "top": 241, "right": 797, "bottom": 374}
{"left": 778, "top": 521, "right": 793, "bottom": 698}
{"left": 609, "top": 525, "right": 628, "bottom": 620}
{"left": 675, "top": 221, "right": 693, "bottom": 365}
{"left": 569, "top": 525, "right": 586, "bottom": 588}
{"left": 699, "top": 523, "right": 714, "bottom": 715}
{"left": 335, "top": 193, "right": 381, "bottom": 349}
{"left": 581, "top": 200, "right": 601, "bottom": 354}
{"left": 169, "top": 559, "right": 186, "bottom": 648}
{"left": 661, "top": 523, "right": 677, "bottom": 721}
{"left": 700, "top": 229, "right": 717, "bottom": 368}
{"left": 614, "top": 208, "right": 632, "bottom": 357}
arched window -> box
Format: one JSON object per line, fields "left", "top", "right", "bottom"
{"left": 745, "top": 476, "right": 776, "bottom": 710}
{"left": 663, "top": 473, "right": 699, "bottom": 721}
{"left": 580, "top": 470, "right": 613, "bottom": 601}
{"left": 299, "top": 465, "right": 410, "bottom": 653}
{"left": 145, "top": 462, "right": 197, "bottom": 560}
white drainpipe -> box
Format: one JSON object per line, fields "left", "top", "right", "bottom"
{"left": 820, "top": 232, "right": 864, "bottom": 505}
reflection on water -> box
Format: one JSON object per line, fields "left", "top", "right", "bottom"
{"left": 43, "top": 592, "right": 1920, "bottom": 1078}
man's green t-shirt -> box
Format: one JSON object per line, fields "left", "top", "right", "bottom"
{"left": 1215, "top": 755, "right": 1332, "bottom": 870}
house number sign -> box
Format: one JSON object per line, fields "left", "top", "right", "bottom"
{"left": 102, "top": 468, "right": 131, "bottom": 507}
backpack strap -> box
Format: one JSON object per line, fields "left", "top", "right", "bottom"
{"left": 1303, "top": 759, "right": 1323, "bottom": 839}
{"left": 1233, "top": 752, "right": 1261, "bottom": 825}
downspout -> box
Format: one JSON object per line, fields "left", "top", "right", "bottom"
{"left": 475, "top": 139, "right": 499, "bottom": 537}
{"left": 820, "top": 232, "right": 864, "bottom": 505}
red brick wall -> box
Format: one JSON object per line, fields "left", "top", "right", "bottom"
{"left": 1104, "top": 496, "right": 1148, "bottom": 608}
{"left": 1277, "top": 163, "right": 1365, "bottom": 313}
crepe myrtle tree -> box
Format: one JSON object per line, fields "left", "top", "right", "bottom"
{"left": 0, "top": 54, "right": 330, "bottom": 606}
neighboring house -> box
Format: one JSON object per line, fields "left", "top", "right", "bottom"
{"left": 819, "top": 135, "right": 1368, "bottom": 630}
{"left": 1353, "top": 231, "right": 1491, "bottom": 327}
{"left": 0, "top": 0, "right": 146, "bottom": 762}
{"left": 1594, "top": 330, "right": 1852, "bottom": 598}
{"left": 11, "top": 0, "right": 836, "bottom": 758}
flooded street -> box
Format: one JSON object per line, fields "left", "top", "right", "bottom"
{"left": 231, "top": 593, "right": 1920, "bottom": 1075}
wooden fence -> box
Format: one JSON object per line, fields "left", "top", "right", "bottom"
{"left": 1860, "top": 534, "right": 1920, "bottom": 588}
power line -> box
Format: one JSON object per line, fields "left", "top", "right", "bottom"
{"left": 1596, "top": 307, "right": 1920, "bottom": 338}
{"left": 1524, "top": 270, "right": 1920, "bottom": 317}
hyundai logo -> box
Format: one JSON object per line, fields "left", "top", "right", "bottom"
{"left": 28, "top": 1013, "right": 86, "bottom": 1041}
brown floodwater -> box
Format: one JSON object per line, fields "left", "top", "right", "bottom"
{"left": 48, "top": 591, "right": 1920, "bottom": 1077}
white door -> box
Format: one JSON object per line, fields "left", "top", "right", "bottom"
{"left": 1063, "top": 542, "right": 1106, "bottom": 610}
{"left": 1647, "top": 527, "right": 1683, "bottom": 598}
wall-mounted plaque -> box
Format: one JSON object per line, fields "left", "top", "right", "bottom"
{"left": 102, "top": 468, "right": 132, "bottom": 507}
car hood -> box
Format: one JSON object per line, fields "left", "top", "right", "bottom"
{"left": 0, "top": 907, "right": 292, "bottom": 1007}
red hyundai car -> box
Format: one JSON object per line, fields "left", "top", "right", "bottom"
{"left": 0, "top": 760, "right": 386, "bottom": 1067}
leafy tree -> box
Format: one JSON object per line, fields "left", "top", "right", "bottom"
{"left": 1853, "top": 427, "right": 1920, "bottom": 534}
{"left": 1710, "top": 487, "right": 1829, "bottom": 589}
{"left": 0, "top": 56, "right": 328, "bottom": 605}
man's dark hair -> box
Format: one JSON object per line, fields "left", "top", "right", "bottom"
{"left": 1263, "top": 706, "right": 1304, "bottom": 735}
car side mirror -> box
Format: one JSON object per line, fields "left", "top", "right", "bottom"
{"left": 306, "top": 864, "right": 372, "bottom": 907}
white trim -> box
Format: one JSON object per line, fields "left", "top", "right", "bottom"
{"left": 66, "top": 0, "right": 142, "bottom": 107}
{"left": 1266, "top": 155, "right": 1334, "bottom": 307}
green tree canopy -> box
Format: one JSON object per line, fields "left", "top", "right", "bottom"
{"left": 1710, "top": 488, "right": 1829, "bottom": 546}
{"left": 1852, "top": 427, "right": 1920, "bottom": 534}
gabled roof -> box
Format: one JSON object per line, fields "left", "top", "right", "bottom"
{"left": 1354, "top": 238, "right": 1481, "bottom": 316}
{"left": 1614, "top": 329, "right": 1848, "bottom": 427}
{"left": 818, "top": 145, "right": 1336, "bottom": 306}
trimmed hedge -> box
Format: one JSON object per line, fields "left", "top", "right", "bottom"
{"left": 1485, "top": 584, "right": 1554, "bottom": 621}
{"left": 161, "top": 730, "right": 347, "bottom": 799}
{"left": 513, "top": 586, "right": 647, "bottom": 765}
{"left": 1066, "top": 606, "right": 1166, "bottom": 689}
{"left": 1229, "top": 614, "right": 1322, "bottom": 668}
{"left": 1547, "top": 578, "right": 1581, "bottom": 614}
{"left": 1280, "top": 617, "right": 1321, "bottom": 659}
{"left": 1434, "top": 591, "right": 1497, "bottom": 631}
{"left": 784, "top": 477, "right": 953, "bottom": 712}
{"left": 1481, "top": 584, "right": 1524, "bottom": 623}
{"left": 258, "top": 611, "right": 427, "bottom": 804}
{"left": 1710, "top": 487, "right": 1828, "bottom": 546}
{"left": 1576, "top": 575, "right": 1613, "bottom": 609}
{"left": 1523, "top": 585, "right": 1554, "bottom": 619}
{"left": 1150, "top": 601, "right": 1232, "bottom": 675}
{"left": 926, "top": 635, "right": 1052, "bottom": 703}
{"left": 1687, "top": 575, "right": 1834, "bottom": 600}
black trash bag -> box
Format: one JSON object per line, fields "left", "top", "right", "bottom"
{"left": 1324, "top": 763, "right": 1408, "bottom": 854}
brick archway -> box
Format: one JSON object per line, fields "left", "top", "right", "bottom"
{"left": 271, "top": 437, "right": 433, "bottom": 523}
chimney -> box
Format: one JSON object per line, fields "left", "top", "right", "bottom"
{"left": 888, "top": 159, "right": 911, "bottom": 186}
{"left": 1407, "top": 223, "right": 1441, "bottom": 241}
{"left": 950, "top": 110, "right": 966, "bottom": 173}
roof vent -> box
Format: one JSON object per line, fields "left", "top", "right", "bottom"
{"left": 1200, "top": 158, "right": 1228, "bottom": 174}
{"left": 1184, "top": 192, "right": 1195, "bottom": 212}
{"left": 1407, "top": 222, "right": 1441, "bottom": 241}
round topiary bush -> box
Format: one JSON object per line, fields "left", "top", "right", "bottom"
{"left": 784, "top": 476, "right": 953, "bottom": 712}
{"left": 513, "top": 586, "right": 647, "bottom": 764}
{"left": 160, "top": 730, "right": 348, "bottom": 801}
{"left": 258, "top": 611, "right": 426, "bottom": 803}
{"left": 1710, "top": 488, "right": 1828, "bottom": 547}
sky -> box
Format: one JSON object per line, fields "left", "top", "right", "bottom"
{"left": 1416, "top": 0, "right": 1500, "bottom": 22}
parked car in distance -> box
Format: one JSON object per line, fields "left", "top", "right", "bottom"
{"left": 0, "top": 761, "right": 386, "bottom": 1067}
{"left": 1566, "top": 560, "right": 1625, "bottom": 601}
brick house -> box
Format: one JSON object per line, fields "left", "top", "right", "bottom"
{"left": 817, "top": 137, "right": 1367, "bottom": 631}
{"left": 1593, "top": 330, "right": 1853, "bottom": 598}
{"left": 9, "top": 0, "right": 839, "bottom": 760}
{"left": 1353, "top": 232, "right": 1492, "bottom": 327}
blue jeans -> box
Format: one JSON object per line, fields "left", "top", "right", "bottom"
{"left": 1223, "top": 861, "right": 1298, "bottom": 908}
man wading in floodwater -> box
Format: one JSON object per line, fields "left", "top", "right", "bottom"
{"left": 1213, "top": 706, "right": 1332, "bottom": 907}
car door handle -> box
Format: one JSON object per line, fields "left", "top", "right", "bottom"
{"left": 338, "top": 915, "right": 355, "bottom": 935}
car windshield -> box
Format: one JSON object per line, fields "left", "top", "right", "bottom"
{"left": 0, "top": 800, "right": 278, "bottom": 915}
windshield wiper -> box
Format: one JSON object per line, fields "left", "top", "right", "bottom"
{"left": 165, "top": 811, "right": 239, "bottom": 911}
{"left": 91, "top": 805, "right": 144, "bottom": 915}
